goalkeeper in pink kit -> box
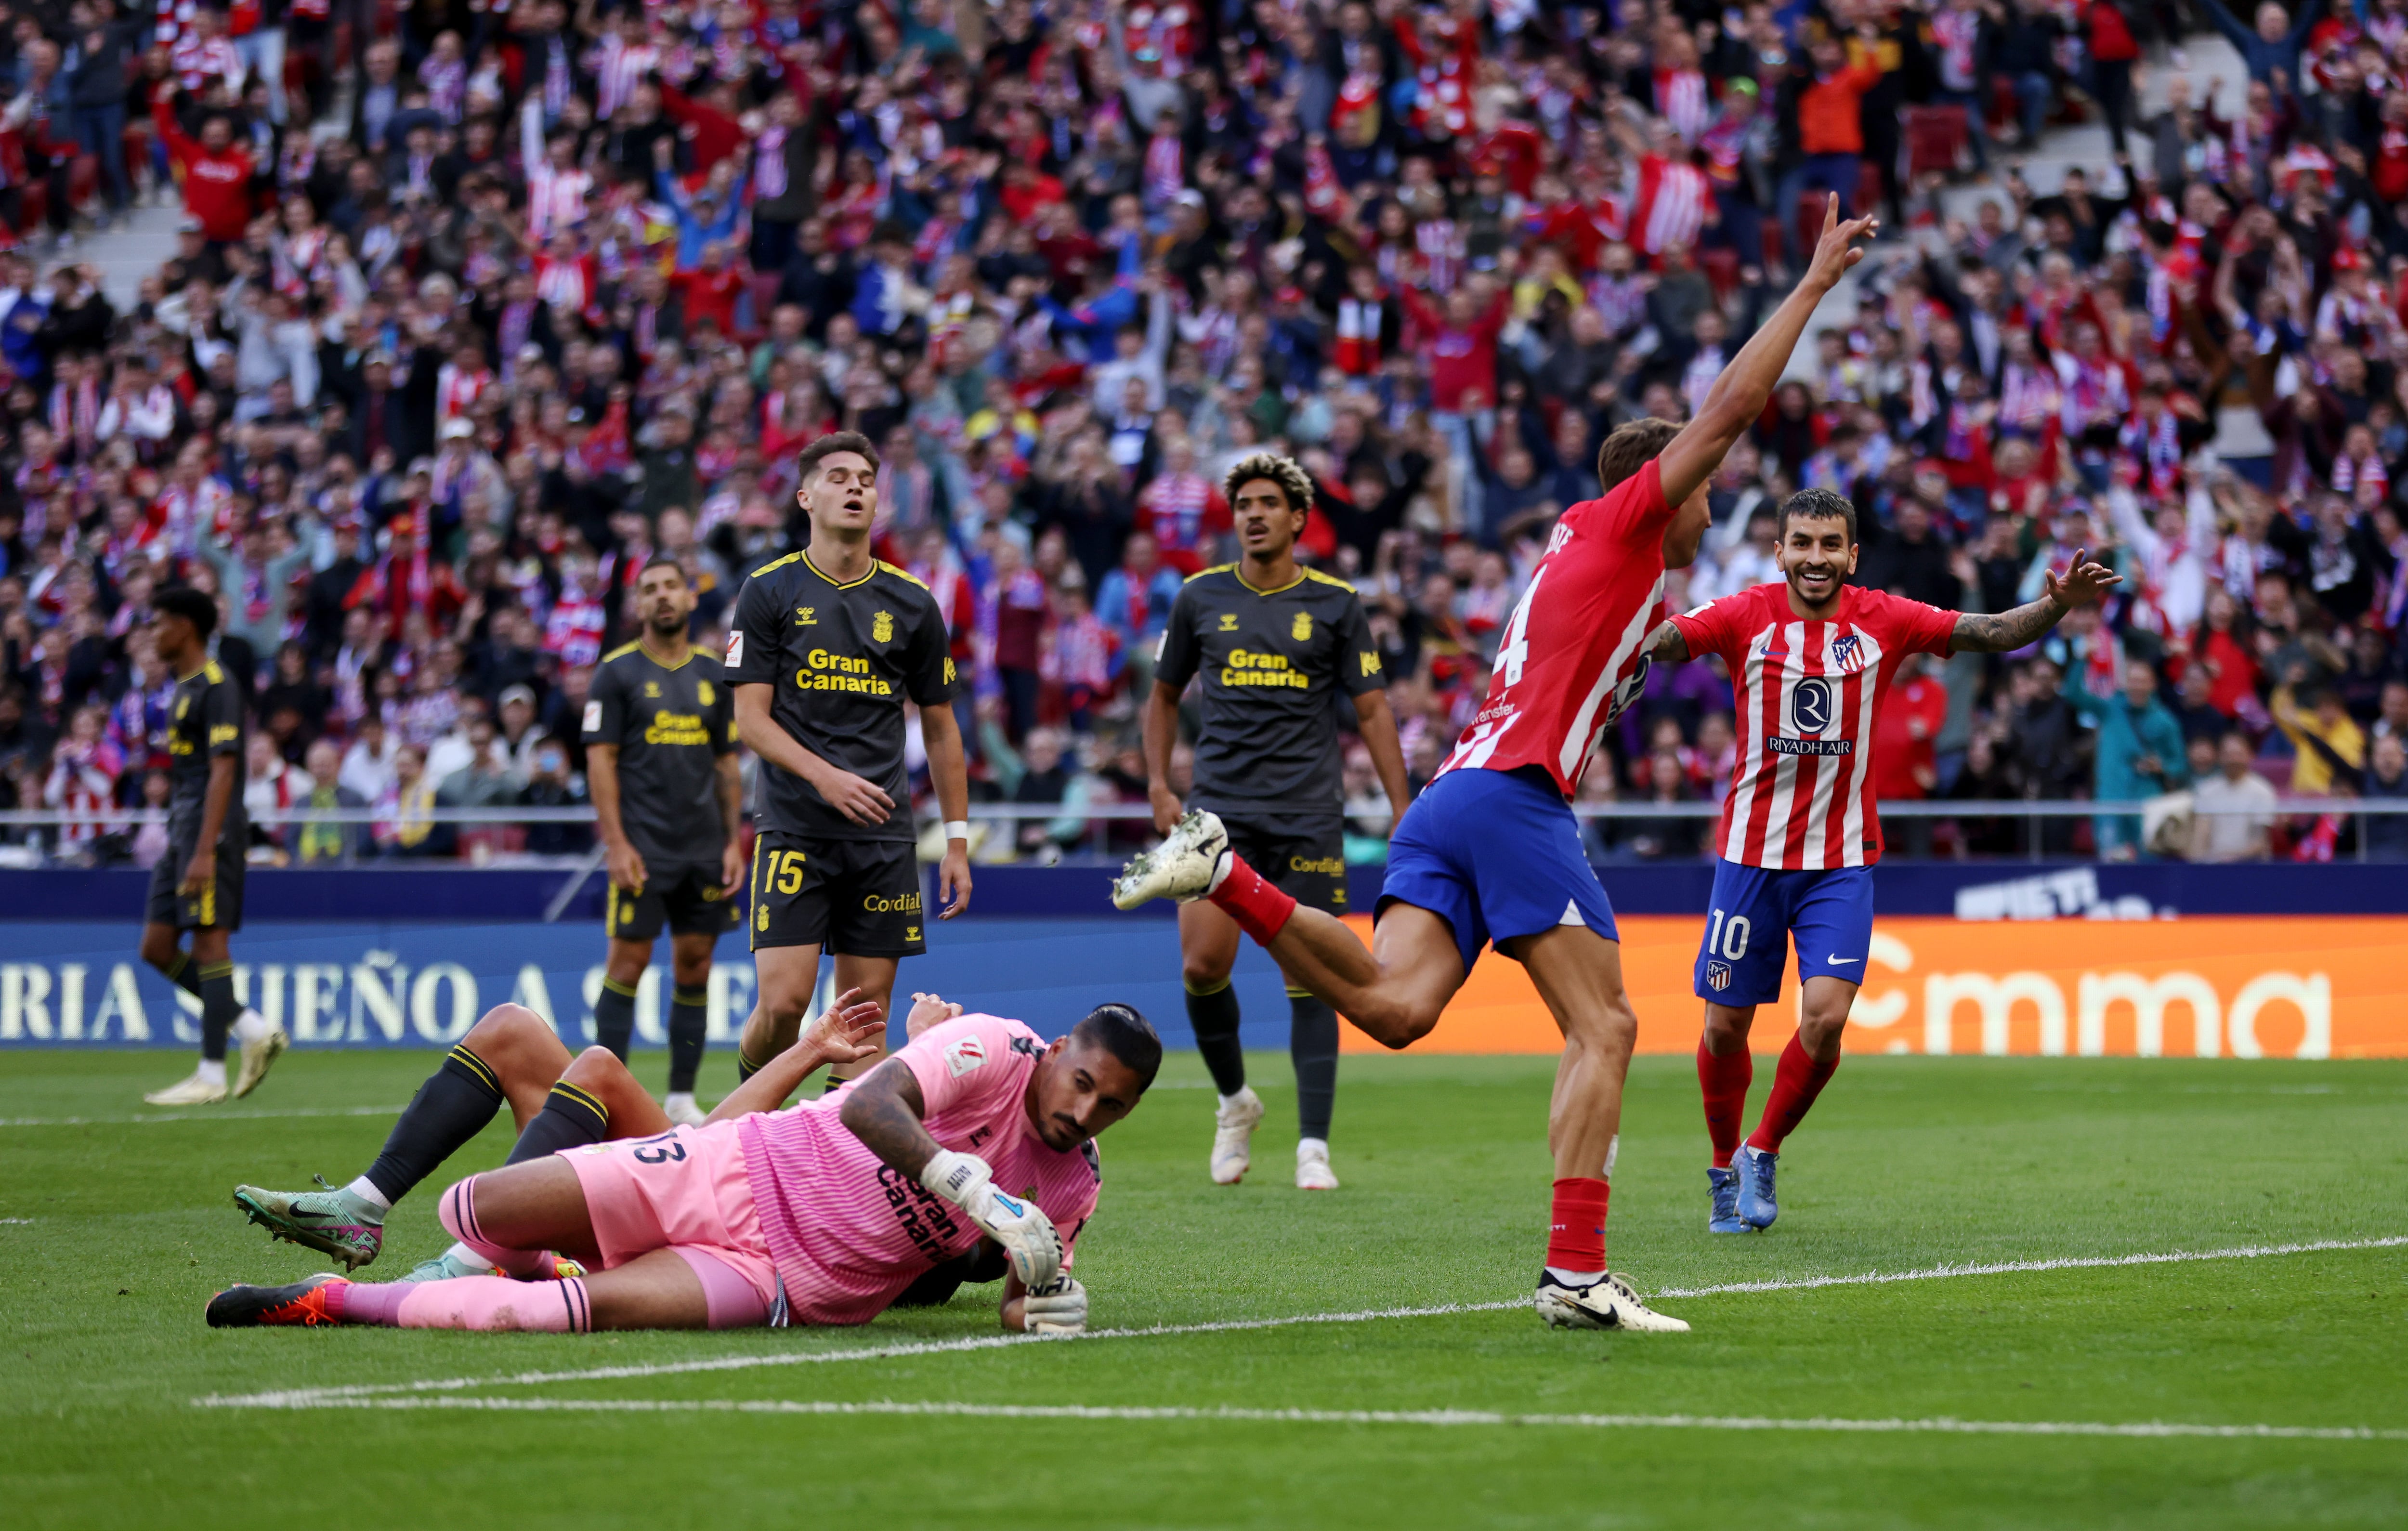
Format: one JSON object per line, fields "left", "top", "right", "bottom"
{"left": 207, "top": 994, "right": 1159, "bottom": 1335}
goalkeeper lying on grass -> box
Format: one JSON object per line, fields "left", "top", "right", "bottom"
{"left": 209, "top": 991, "right": 1158, "bottom": 1335}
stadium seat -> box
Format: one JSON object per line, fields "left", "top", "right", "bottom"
{"left": 1857, "top": 160, "right": 1886, "bottom": 219}
{"left": 1905, "top": 105, "right": 1969, "bottom": 179}
{"left": 1698, "top": 245, "right": 1741, "bottom": 300}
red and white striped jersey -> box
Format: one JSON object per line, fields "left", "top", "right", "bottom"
{"left": 1634, "top": 154, "right": 1713, "bottom": 256}
{"left": 1438, "top": 460, "right": 1675, "bottom": 794}
{"left": 1670, "top": 582, "right": 1957, "bottom": 869}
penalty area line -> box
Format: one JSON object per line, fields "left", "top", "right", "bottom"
{"left": 191, "top": 1394, "right": 2408, "bottom": 1441}
{"left": 191, "top": 1233, "right": 2408, "bottom": 1412}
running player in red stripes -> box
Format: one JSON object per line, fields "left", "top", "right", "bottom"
{"left": 1649, "top": 486, "right": 2120, "bottom": 1233}
{"left": 1113, "top": 198, "right": 1879, "bottom": 1335}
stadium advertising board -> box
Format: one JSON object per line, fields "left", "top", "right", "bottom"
{"left": 0, "top": 915, "right": 2398, "bottom": 1059}
{"left": 1342, "top": 916, "right": 2405, "bottom": 1059}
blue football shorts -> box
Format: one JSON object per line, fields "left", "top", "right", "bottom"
{"left": 1377, "top": 765, "right": 1618, "bottom": 975}
{"left": 1692, "top": 859, "right": 1875, "bottom": 1007}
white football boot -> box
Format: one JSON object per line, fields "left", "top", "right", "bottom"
{"left": 662, "top": 1093, "right": 710, "bottom": 1127}
{"left": 229, "top": 1013, "right": 288, "bottom": 1099}
{"left": 1209, "top": 1085, "right": 1264, "bottom": 1184}
{"left": 144, "top": 1068, "right": 229, "bottom": 1106}
{"left": 1296, "top": 1138, "right": 1340, "bottom": 1191}
{"left": 1112, "top": 811, "right": 1228, "bottom": 909}
{"left": 1534, "top": 1270, "right": 1691, "bottom": 1333}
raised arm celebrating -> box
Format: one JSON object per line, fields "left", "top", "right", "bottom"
{"left": 1949, "top": 547, "right": 2122, "bottom": 652}
{"left": 1657, "top": 195, "right": 1878, "bottom": 508}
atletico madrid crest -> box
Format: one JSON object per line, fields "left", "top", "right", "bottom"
{"left": 1828, "top": 634, "right": 1868, "bottom": 675}
{"left": 1705, "top": 959, "right": 1731, "bottom": 992}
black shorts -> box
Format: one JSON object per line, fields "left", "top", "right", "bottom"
{"left": 1222, "top": 817, "right": 1348, "bottom": 916}
{"left": 606, "top": 861, "right": 739, "bottom": 943}
{"left": 144, "top": 837, "right": 245, "bottom": 932}
{"left": 747, "top": 832, "right": 927, "bottom": 957}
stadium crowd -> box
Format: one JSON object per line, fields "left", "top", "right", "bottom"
{"left": 0, "top": 0, "right": 2404, "bottom": 868}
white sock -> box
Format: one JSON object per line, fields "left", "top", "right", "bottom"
{"left": 665, "top": 1091, "right": 696, "bottom": 1112}
{"left": 231, "top": 1008, "right": 271, "bottom": 1044}
{"left": 1298, "top": 1137, "right": 1330, "bottom": 1161}
{"left": 445, "top": 1241, "right": 495, "bottom": 1273}
{"left": 1544, "top": 1266, "right": 1606, "bottom": 1286}
{"left": 195, "top": 1058, "right": 227, "bottom": 1087}
{"left": 1205, "top": 850, "right": 1233, "bottom": 894}
{"left": 1217, "top": 1088, "right": 1251, "bottom": 1112}
{"left": 342, "top": 1176, "right": 392, "bottom": 1214}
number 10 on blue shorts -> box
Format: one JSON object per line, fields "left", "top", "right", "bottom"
{"left": 1692, "top": 861, "right": 1877, "bottom": 1007}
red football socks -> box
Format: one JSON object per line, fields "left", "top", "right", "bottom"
{"left": 1697, "top": 1040, "right": 1754, "bottom": 1169}
{"left": 1206, "top": 853, "right": 1297, "bottom": 947}
{"left": 1746, "top": 1036, "right": 1840, "bottom": 1155}
{"left": 1545, "top": 1176, "right": 1610, "bottom": 1273}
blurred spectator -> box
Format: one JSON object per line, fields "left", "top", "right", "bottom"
{"left": 0, "top": 0, "right": 2390, "bottom": 876}
{"left": 242, "top": 733, "right": 308, "bottom": 851}
{"left": 2068, "top": 658, "right": 2190, "bottom": 859}
{"left": 292, "top": 738, "right": 368, "bottom": 864}
{"left": 2272, "top": 682, "right": 2368, "bottom": 796}
{"left": 2188, "top": 732, "right": 2278, "bottom": 863}
{"left": 2366, "top": 734, "right": 2408, "bottom": 860}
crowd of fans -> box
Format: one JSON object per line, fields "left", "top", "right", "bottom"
{"left": 0, "top": 0, "right": 2404, "bottom": 870}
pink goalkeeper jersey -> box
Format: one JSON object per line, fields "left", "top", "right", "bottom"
{"left": 1437, "top": 459, "right": 1676, "bottom": 794}
{"left": 735, "top": 1014, "right": 1103, "bottom": 1326}
{"left": 1669, "top": 582, "right": 1957, "bottom": 869}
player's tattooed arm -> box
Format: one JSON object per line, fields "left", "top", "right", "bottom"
{"left": 1948, "top": 548, "right": 2122, "bottom": 654}
{"left": 838, "top": 1058, "right": 943, "bottom": 1178}
{"left": 1641, "top": 619, "right": 1690, "bottom": 664}
{"left": 1949, "top": 600, "right": 2064, "bottom": 654}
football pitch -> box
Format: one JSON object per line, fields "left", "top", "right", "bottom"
{"left": 5, "top": 1047, "right": 2406, "bottom": 1529}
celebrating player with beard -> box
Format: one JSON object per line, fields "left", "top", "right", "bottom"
{"left": 1648, "top": 487, "right": 2119, "bottom": 1233}
{"left": 1113, "top": 197, "right": 1882, "bottom": 1334}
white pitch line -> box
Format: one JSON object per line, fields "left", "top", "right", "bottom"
{"left": 194, "top": 1394, "right": 2408, "bottom": 1441}
{"left": 192, "top": 1233, "right": 2408, "bottom": 1412}
{"left": 0, "top": 1217, "right": 33, "bottom": 1225}
{"left": 1649, "top": 1234, "right": 2408, "bottom": 1298}
{"left": 0, "top": 1104, "right": 408, "bottom": 1128}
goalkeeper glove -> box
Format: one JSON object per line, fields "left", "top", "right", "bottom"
{"left": 920, "top": 1149, "right": 1063, "bottom": 1289}
{"left": 1021, "top": 1274, "right": 1086, "bottom": 1335}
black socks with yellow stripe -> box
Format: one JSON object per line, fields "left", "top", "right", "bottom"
{"left": 597, "top": 977, "right": 708, "bottom": 1093}
{"left": 365, "top": 1044, "right": 507, "bottom": 1205}
{"left": 1185, "top": 976, "right": 1247, "bottom": 1098}
{"left": 1289, "top": 990, "right": 1339, "bottom": 1143}
{"left": 593, "top": 976, "right": 639, "bottom": 1060}
{"left": 667, "top": 987, "right": 707, "bottom": 1093}
{"left": 159, "top": 950, "right": 204, "bottom": 998}
{"left": 198, "top": 960, "right": 238, "bottom": 1063}
{"left": 505, "top": 1081, "right": 610, "bottom": 1164}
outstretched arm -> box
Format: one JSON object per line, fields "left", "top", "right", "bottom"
{"left": 1657, "top": 196, "right": 1877, "bottom": 506}
{"left": 705, "top": 990, "right": 886, "bottom": 1122}
{"left": 1949, "top": 548, "right": 2121, "bottom": 653}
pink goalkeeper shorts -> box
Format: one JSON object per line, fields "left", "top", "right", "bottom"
{"left": 562, "top": 1119, "right": 781, "bottom": 1328}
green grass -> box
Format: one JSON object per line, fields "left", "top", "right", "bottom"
{"left": 4, "top": 1048, "right": 2407, "bottom": 1529}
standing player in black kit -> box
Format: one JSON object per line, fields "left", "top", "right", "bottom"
{"left": 140, "top": 587, "right": 287, "bottom": 1106}
{"left": 584, "top": 556, "right": 744, "bottom": 1125}
{"left": 1146, "top": 452, "right": 1412, "bottom": 1190}
{"left": 724, "top": 432, "right": 973, "bottom": 1089}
